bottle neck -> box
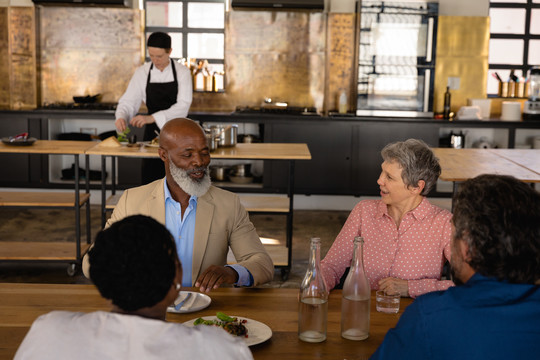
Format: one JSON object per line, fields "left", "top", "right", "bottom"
{"left": 309, "top": 241, "right": 321, "bottom": 270}
{"left": 351, "top": 238, "right": 365, "bottom": 271}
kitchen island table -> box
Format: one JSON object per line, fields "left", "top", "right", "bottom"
{"left": 85, "top": 142, "right": 312, "bottom": 279}
{"left": 0, "top": 284, "right": 412, "bottom": 360}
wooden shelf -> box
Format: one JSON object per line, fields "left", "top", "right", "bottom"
{"left": 237, "top": 194, "right": 289, "bottom": 213}
{"left": 0, "top": 242, "right": 91, "bottom": 261}
{"left": 0, "top": 192, "right": 90, "bottom": 207}
{"left": 105, "top": 194, "right": 122, "bottom": 210}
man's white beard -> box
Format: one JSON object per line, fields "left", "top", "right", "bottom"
{"left": 169, "top": 162, "right": 211, "bottom": 197}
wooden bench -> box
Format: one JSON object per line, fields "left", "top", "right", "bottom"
{"left": 0, "top": 191, "right": 91, "bottom": 275}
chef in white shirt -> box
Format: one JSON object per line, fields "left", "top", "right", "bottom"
{"left": 115, "top": 32, "right": 193, "bottom": 184}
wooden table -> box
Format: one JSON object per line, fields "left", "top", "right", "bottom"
{"left": 0, "top": 284, "right": 412, "bottom": 360}
{"left": 432, "top": 148, "right": 540, "bottom": 194}
{"left": 487, "top": 149, "right": 540, "bottom": 175}
{"left": 85, "top": 142, "right": 312, "bottom": 279}
{"left": 0, "top": 140, "right": 95, "bottom": 274}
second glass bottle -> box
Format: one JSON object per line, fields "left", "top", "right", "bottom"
{"left": 298, "top": 237, "right": 329, "bottom": 343}
{"left": 341, "top": 236, "right": 370, "bottom": 340}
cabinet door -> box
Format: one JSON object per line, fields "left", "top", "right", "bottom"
{"left": 266, "top": 122, "right": 353, "bottom": 195}
{"left": 353, "top": 122, "right": 440, "bottom": 195}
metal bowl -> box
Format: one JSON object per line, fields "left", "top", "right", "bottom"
{"left": 229, "top": 175, "right": 253, "bottom": 184}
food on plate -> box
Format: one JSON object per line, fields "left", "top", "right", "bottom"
{"left": 9, "top": 132, "right": 29, "bottom": 142}
{"left": 150, "top": 136, "right": 159, "bottom": 146}
{"left": 193, "top": 312, "right": 248, "bottom": 337}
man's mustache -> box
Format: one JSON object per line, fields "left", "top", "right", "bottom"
{"left": 186, "top": 167, "right": 207, "bottom": 175}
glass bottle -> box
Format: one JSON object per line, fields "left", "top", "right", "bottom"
{"left": 341, "top": 236, "right": 370, "bottom": 340}
{"left": 193, "top": 60, "right": 205, "bottom": 92}
{"left": 202, "top": 60, "right": 213, "bottom": 92}
{"left": 443, "top": 86, "right": 451, "bottom": 119}
{"left": 298, "top": 237, "right": 328, "bottom": 343}
{"left": 338, "top": 90, "right": 347, "bottom": 114}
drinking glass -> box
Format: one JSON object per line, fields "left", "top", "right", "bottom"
{"left": 375, "top": 290, "right": 400, "bottom": 314}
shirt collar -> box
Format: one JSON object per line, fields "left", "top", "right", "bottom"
{"left": 376, "top": 196, "right": 430, "bottom": 221}
{"left": 163, "top": 177, "right": 198, "bottom": 206}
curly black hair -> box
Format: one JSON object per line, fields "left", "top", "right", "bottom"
{"left": 452, "top": 174, "right": 540, "bottom": 284}
{"left": 89, "top": 215, "right": 179, "bottom": 311}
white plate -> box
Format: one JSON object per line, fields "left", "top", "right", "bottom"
{"left": 183, "top": 316, "right": 272, "bottom": 346}
{"left": 167, "top": 291, "right": 211, "bottom": 314}
{"left": 141, "top": 141, "right": 160, "bottom": 148}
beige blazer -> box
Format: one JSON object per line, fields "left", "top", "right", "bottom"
{"left": 83, "top": 179, "right": 274, "bottom": 286}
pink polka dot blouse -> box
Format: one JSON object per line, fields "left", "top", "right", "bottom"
{"left": 321, "top": 197, "right": 454, "bottom": 298}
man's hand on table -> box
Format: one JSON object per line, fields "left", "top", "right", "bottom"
{"left": 195, "top": 265, "right": 239, "bottom": 293}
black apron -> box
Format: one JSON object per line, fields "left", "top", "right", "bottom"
{"left": 141, "top": 59, "right": 178, "bottom": 184}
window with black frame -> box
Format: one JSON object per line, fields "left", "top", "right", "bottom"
{"left": 145, "top": 0, "right": 226, "bottom": 91}
{"left": 488, "top": 0, "right": 540, "bottom": 97}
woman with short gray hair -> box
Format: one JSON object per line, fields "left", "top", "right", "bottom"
{"left": 321, "top": 139, "right": 453, "bottom": 298}
{"left": 381, "top": 139, "right": 441, "bottom": 196}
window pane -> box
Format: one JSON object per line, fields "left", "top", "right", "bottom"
{"left": 188, "top": 33, "right": 224, "bottom": 59}
{"left": 170, "top": 33, "right": 183, "bottom": 58}
{"left": 529, "top": 40, "right": 540, "bottom": 65}
{"left": 489, "top": 39, "right": 524, "bottom": 64}
{"left": 188, "top": 3, "right": 224, "bottom": 29}
{"left": 490, "top": 8, "right": 526, "bottom": 34}
{"left": 531, "top": 9, "right": 540, "bottom": 35}
{"left": 147, "top": 2, "right": 182, "bottom": 28}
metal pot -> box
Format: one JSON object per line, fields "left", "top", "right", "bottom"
{"left": 210, "top": 165, "right": 229, "bottom": 181}
{"left": 450, "top": 131, "right": 465, "bottom": 149}
{"left": 205, "top": 128, "right": 219, "bottom": 152}
{"left": 238, "top": 134, "right": 259, "bottom": 143}
{"left": 211, "top": 124, "right": 238, "bottom": 147}
{"left": 231, "top": 163, "right": 251, "bottom": 177}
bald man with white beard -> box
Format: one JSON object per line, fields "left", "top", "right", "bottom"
{"left": 83, "top": 118, "right": 273, "bottom": 292}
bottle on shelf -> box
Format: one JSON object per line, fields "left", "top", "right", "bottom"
{"left": 202, "top": 60, "right": 213, "bottom": 92}
{"left": 341, "top": 236, "right": 370, "bottom": 340}
{"left": 192, "top": 60, "right": 205, "bottom": 92}
{"left": 443, "top": 86, "right": 451, "bottom": 119}
{"left": 338, "top": 91, "right": 348, "bottom": 114}
{"left": 298, "top": 237, "right": 328, "bottom": 343}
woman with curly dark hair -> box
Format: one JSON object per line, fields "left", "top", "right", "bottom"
{"left": 15, "top": 215, "right": 252, "bottom": 360}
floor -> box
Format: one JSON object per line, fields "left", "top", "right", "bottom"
{"left": 0, "top": 206, "right": 349, "bottom": 288}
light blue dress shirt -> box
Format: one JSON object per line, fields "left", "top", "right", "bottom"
{"left": 163, "top": 179, "right": 253, "bottom": 287}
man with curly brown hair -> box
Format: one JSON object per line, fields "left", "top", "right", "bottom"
{"left": 371, "top": 174, "right": 540, "bottom": 360}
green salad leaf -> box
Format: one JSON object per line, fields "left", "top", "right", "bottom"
{"left": 117, "top": 127, "right": 131, "bottom": 142}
